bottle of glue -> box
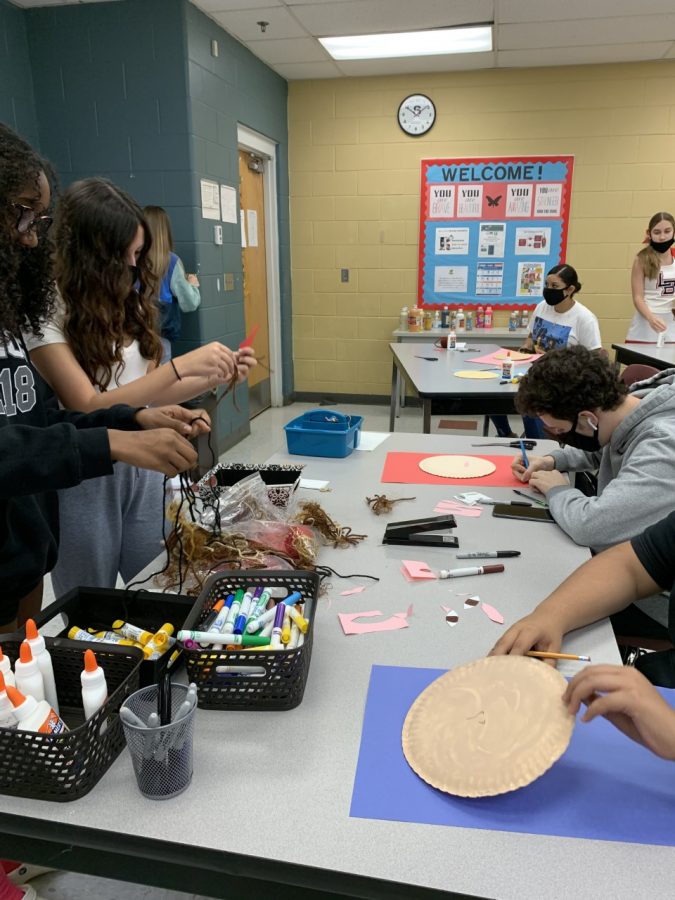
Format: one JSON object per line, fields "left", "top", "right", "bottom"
{"left": 501, "top": 351, "right": 514, "bottom": 381}
{"left": 25, "top": 619, "right": 59, "bottom": 714}
{"left": 14, "top": 641, "right": 45, "bottom": 704}
{"left": 0, "top": 645, "right": 15, "bottom": 688}
{"left": 80, "top": 649, "right": 108, "bottom": 720}
{"left": 0, "top": 671, "right": 17, "bottom": 729}
{"left": 5, "top": 685, "right": 68, "bottom": 734}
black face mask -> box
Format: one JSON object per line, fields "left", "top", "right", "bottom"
{"left": 559, "top": 413, "right": 601, "bottom": 452}
{"left": 649, "top": 237, "right": 675, "bottom": 254}
{"left": 542, "top": 287, "right": 567, "bottom": 306}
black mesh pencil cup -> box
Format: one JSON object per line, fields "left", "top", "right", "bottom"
{"left": 180, "top": 570, "right": 319, "bottom": 711}
{"left": 121, "top": 682, "right": 196, "bottom": 800}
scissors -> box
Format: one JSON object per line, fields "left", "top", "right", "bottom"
{"left": 472, "top": 440, "right": 537, "bottom": 450}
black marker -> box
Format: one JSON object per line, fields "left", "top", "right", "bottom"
{"left": 456, "top": 551, "right": 521, "bottom": 559}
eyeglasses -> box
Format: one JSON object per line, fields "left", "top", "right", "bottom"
{"left": 12, "top": 203, "right": 53, "bottom": 235}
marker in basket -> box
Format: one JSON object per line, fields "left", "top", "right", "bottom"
{"left": 286, "top": 605, "right": 309, "bottom": 633}
{"left": 246, "top": 593, "right": 302, "bottom": 634}
{"left": 270, "top": 603, "right": 286, "bottom": 650}
{"left": 113, "top": 620, "right": 154, "bottom": 645}
{"left": 251, "top": 588, "right": 271, "bottom": 618}
{"left": 233, "top": 587, "right": 257, "bottom": 635}
{"left": 281, "top": 609, "right": 292, "bottom": 644}
{"left": 287, "top": 622, "right": 300, "bottom": 650}
{"left": 222, "top": 588, "right": 245, "bottom": 635}
{"left": 439, "top": 565, "right": 505, "bottom": 579}
{"left": 178, "top": 630, "right": 271, "bottom": 648}
{"left": 200, "top": 599, "right": 225, "bottom": 633}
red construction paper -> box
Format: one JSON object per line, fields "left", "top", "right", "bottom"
{"left": 380, "top": 452, "right": 522, "bottom": 487}
{"left": 239, "top": 324, "right": 259, "bottom": 348}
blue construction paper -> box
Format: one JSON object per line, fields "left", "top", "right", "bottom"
{"left": 350, "top": 665, "right": 675, "bottom": 846}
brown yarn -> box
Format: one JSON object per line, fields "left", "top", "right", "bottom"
{"left": 293, "top": 501, "right": 366, "bottom": 548}
{"left": 366, "top": 494, "right": 416, "bottom": 515}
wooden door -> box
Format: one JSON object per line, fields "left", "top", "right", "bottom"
{"left": 239, "top": 149, "right": 271, "bottom": 416}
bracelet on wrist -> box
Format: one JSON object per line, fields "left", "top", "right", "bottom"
{"left": 169, "top": 359, "right": 183, "bottom": 381}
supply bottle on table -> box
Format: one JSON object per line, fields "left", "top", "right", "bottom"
{"left": 520, "top": 308, "right": 529, "bottom": 330}
{"left": 465, "top": 310, "right": 474, "bottom": 331}
{"left": 432, "top": 309, "right": 441, "bottom": 329}
{"left": 0, "top": 645, "right": 15, "bottom": 688}
{"left": 80, "top": 649, "right": 108, "bottom": 719}
{"left": 484, "top": 305, "right": 493, "bottom": 328}
{"left": 456, "top": 307, "right": 465, "bottom": 331}
{"left": 0, "top": 671, "right": 17, "bottom": 729}
{"left": 5, "top": 684, "right": 68, "bottom": 734}
{"left": 399, "top": 306, "right": 409, "bottom": 331}
{"left": 423, "top": 309, "right": 433, "bottom": 331}
{"left": 441, "top": 305, "right": 450, "bottom": 329}
{"left": 25, "top": 618, "right": 59, "bottom": 714}
{"left": 448, "top": 329, "right": 457, "bottom": 349}
{"left": 14, "top": 641, "right": 45, "bottom": 704}
{"left": 508, "top": 310, "right": 519, "bottom": 332}
{"left": 476, "top": 305, "right": 484, "bottom": 328}
{"left": 501, "top": 352, "right": 514, "bottom": 380}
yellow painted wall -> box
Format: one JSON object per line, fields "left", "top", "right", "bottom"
{"left": 289, "top": 60, "right": 675, "bottom": 396}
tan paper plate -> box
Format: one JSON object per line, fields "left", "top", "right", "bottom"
{"left": 494, "top": 349, "right": 533, "bottom": 361}
{"left": 402, "top": 656, "right": 574, "bottom": 798}
{"left": 418, "top": 455, "right": 496, "bottom": 479}
{"left": 454, "top": 370, "right": 499, "bottom": 379}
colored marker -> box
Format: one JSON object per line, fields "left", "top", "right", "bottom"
{"left": 251, "top": 587, "right": 270, "bottom": 618}
{"left": 439, "top": 565, "right": 505, "bottom": 579}
{"left": 456, "top": 551, "right": 520, "bottom": 559}
{"left": 233, "top": 588, "right": 256, "bottom": 635}
{"left": 177, "top": 630, "right": 270, "bottom": 647}
{"left": 222, "top": 589, "right": 245, "bottom": 634}
{"left": 281, "top": 610, "right": 292, "bottom": 644}
{"left": 519, "top": 439, "right": 530, "bottom": 469}
{"left": 270, "top": 603, "right": 286, "bottom": 649}
{"left": 286, "top": 605, "right": 309, "bottom": 633}
{"left": 201, "top": 599, "right": 225, "bottom": 632}
{"left": 246, "top": 593, "right": 302, "bottom": 634}
{"left": 216, "top": 666, "right": 266, "bottom": 677}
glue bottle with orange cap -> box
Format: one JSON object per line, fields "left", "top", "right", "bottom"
{"left": 5, "top": 684, "right": 68, "bottom": 734}
{"left": 25, "top": 618, "right": 59, "bottom": 713}
{"left": 80, "top": 649, "right": 108, "bottom": 719}
{"left": 14, "top": 641, "right": 45, "bottom": 704}
{"left": 0, "top": 644, "right": 15, "bottom": 688}
{"left": 0, "top": 671, "right": 17, "bottom": 728}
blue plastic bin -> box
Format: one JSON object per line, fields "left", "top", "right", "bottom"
{"left": 284, "top": 410, "right": 363, "bottom": 458}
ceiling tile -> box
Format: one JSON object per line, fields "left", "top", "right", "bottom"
{"left": 336, "top": 51, "right": 496, "bottom": 77}
{"left": 247, "top": 37, "right": 331, "bottom": 64}
{"left": 290, "top": 0, "right": 494, "bottom": 37}
{"left": 193, "top": 0, "right": 280, "bottom": 10}
{"left": 498, "top": 0, "right": 675, "bottom": 24}
{"left": 210, "top": 6, "right": 307, "bottom": 41}
{"left": 499, "top": 15, "right": 675, "bottom": 50}
{"left": 498, "top": 42, "right": 673, "bottom": 68}
{"left": 274, "top": 60, "right": 343, "bottom": 79}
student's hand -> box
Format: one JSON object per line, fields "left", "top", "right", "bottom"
{"left": 490, "top": 611, "right": 564, "bottom": 663}
{"left": 235, "top": 346, "right": 257, "bottom": 383}
{"left": 647, "top": 314, "right": 666, "bottom": 333}
{"left": 187, "top": 273, "right": 200, "bottom": 287}
{"left": 108, "top": 429, "right": 197, "bottom": 476}
{"left": 172, "top": 343, "right": 238, "bottom": 385}
{"left": 529, "top": 469, "right": 569, "bottom": 496}
{"left": 563, "top": 665, "right": 675, "bottom": 760}
{"left": 511, "top": 453, "right": 555, "bottom": 482}
{"left": 135, "top": 406, "right": 211, "bottom": 438}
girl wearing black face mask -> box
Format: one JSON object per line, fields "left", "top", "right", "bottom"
{"left": 490, "top": 263, "right": 602, "bottom": 438}
{"left": 626, "top": 211, "right": 675, "bottom": 344}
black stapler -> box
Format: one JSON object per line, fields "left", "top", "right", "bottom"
{"left": 382, "top": 514, "right": 458, "bottom": 548}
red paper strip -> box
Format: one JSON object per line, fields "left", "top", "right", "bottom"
{"left": 239, "top": 324, "right": 259, "bottom": 348}
{"left": 381, "top": 452, "right": 523, "bottom": 487}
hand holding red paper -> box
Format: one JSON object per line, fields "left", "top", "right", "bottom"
{"left": 563, "top": 665, "right": 675, "bottom": 760}
{"left": 174, "top": 341, "right": 238, "bottom": 385}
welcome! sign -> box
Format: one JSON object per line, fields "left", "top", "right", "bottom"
{"left": 418, "top": 156, "right": 574, "bottom": 310}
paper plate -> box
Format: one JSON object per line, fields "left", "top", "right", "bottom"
{"left": 402, "top": 655, "right": 574, "bottom": 798}
{"left": 454, "top": 370, "right": 499, "bottom": 379}
{"left": 418, "top": 455, "right": 496, "bottom": 479}
{"left": 493, "top": 349, "right": 533, "bottom": 361}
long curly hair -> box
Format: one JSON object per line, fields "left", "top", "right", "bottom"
{"left": 54, "top": 178, "right": 162, "bottom": 391}
{"left": 0, "top": 123, "right": 58, "bottom": 337}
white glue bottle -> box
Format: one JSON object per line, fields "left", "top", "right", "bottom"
{"left": 25, "top": 618, "right": 59, "bottom": 714}
{"left": 14, "top": 641, "right": 45, "bottom": 703}
{"left": 80, "top": 649, "right": 108, "bottom": 720}
{"left": 501, "top": 351, "right": 514, "bottom": 381}
{"left": 448, "top": 328, "right": 457, "bottom": 349}
{"left": 5, "top": 684, "right": 68, "bottom": 734}
{"left": 0, "top": 644, "right": 15, "bottom": 688}
{"left": 0, "top": 671, "right": 17, "bottom": 729}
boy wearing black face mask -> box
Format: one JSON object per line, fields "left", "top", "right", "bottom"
{"left": 511, "top": 347, "right": 675, "bottom": 568}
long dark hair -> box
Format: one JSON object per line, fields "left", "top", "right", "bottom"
{"left": 547, "top": 263, "right": 582, "bottom": 295}
{"left": 0, "top": 123, "right": 57, "bottom": 337}
{"left": 54, "top": 178, "right": 162, "bottom": 391}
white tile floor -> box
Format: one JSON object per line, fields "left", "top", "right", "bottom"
{"left": 30, "top": 400, "right": 515, "bottom": 900}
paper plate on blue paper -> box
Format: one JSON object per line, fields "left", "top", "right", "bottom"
{"left": 402, "top": 655, "right": 574, "bottom": 798}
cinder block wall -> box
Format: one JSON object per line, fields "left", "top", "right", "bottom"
{"left": 289, "top": 60, "right": 675, "bottom": 398}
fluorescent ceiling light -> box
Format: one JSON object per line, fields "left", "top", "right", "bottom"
{"left": 319, "top": 25, "right": 492, "bottom": 60}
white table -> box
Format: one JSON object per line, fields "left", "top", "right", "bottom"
{"left": 3, "top": 435, "right": 659, "bottom": 900}
{"left": 612, "top": 342, "right": 675, "bottom": 371}
{"left": 389, "top": 342, "right": 527, "bottom": 434}
{"left": 393, "top": 326, "right": 529, "bottom": 345}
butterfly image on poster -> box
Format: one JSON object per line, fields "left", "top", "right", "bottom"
{"left": 486, "top": 195, "right": 502, "bottom": 208}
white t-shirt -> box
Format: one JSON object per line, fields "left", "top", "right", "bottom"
{"left": 528, "top": 300, "right": 602, "bottom": 353}
{"left": 24, "top": 302, "right": 150, "bottom": 388}
{"left": 625, "top": 254, "right": 675, "bottom": 342}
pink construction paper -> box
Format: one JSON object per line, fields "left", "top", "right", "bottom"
{"left": 340, "top": 586, "right": 366, "bottom": 596}
{"left": 338, "top": 611, "right": 409, "bottom": 635}
{"left": 434, "top": 504, "right": 482, "bottom": 517}
{"left": 406, "top": 603, "right": 414, "bottom": 618}
{"left": 481, "top": 603, "right": 504, "bottom": 624}
{"left": 466, "top": 350, "right": 542, "bottom": 366}
{"left": 401, "top": 560, "right": 436, "bottom": 580}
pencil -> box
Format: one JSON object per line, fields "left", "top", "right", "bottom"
{"left": 525, "top": 650, "right": 591, "bottom": 662}
{"left": 519, "top": 438, "right": 529, "bottom": 469}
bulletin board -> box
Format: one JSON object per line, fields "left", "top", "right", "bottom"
{"left": 418, "top": 156, "right": 574, "bottom": 310}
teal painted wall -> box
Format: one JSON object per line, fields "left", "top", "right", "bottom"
{"left": 0, "top": 0, "right": 39, "bottom": 147}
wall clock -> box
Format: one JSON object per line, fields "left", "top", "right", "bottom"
{"left": 397, "top": 94, "right": 436, "bottom": 137}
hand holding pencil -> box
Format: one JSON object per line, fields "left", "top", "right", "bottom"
{"left": 489, "top": 610, "right": 565, "bottom": 666}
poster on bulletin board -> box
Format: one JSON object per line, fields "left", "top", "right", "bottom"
{"left": 418, "top": 156, "right": 574, "bottom": 310}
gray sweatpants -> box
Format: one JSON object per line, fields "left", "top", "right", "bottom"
{"left": 50, "top": 463, "right": 166, "bottom": 599}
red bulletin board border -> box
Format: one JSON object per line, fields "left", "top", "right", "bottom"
{"left": 418, "top": 156, "right": 574, "bottom": 311}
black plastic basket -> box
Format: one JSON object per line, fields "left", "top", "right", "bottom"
{"left": 34, "top": 587, "right": 195, "bottom": 686}
{"left": 181, "top": 570, "right": 319, "bottom": 711}
{"left": 0, "top": 637, "right": 143, "bottom": 802}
